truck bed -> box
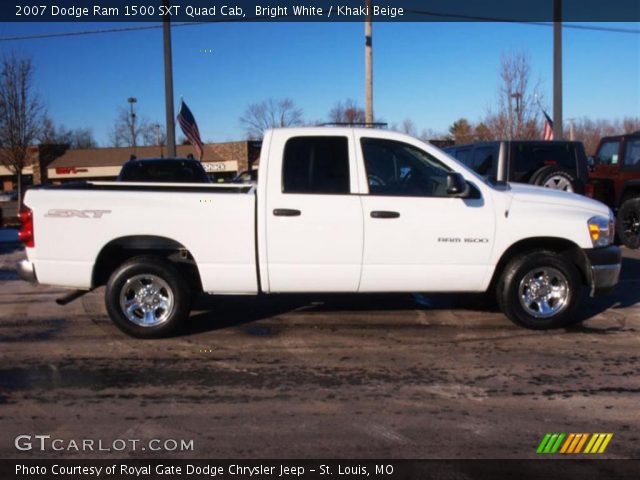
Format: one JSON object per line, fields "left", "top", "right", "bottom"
{"left": 24, "top": 181, "right": 259, "bottom": 293}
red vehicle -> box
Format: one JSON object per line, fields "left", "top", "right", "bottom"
{"left": 589, "top": 132, "right": 640, "bottom": 248}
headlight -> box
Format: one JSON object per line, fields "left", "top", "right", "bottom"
{"left": 588, "top": 214, "right": 614, "bottom": 248}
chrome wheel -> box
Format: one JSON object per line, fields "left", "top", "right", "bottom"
{"left": 518, "top": 267, "right": 570, "bottom": 319}
{"left": 543, "top": 175, "right": 574, "bottom": 192}
{"left": 118, "top": 274, "right": 174, "bottom": 327}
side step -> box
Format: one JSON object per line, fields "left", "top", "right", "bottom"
{"left": 56, "top": 289, "right": 91, "bottom": 306}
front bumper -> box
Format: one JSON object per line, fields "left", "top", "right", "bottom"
{"left": 584, "top": 246, "right": 621, "bottom": 296}
{"left": 16, "top": 260, "right": 37, "bottom": 284}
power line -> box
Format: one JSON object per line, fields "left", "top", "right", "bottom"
{"left": 0, "top": 18, "right": 638, "bottom": 42}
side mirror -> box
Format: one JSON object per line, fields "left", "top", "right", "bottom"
{"left": 446, "top": 172, "right": 470, "bottom": 197}
{"left": 587, "top": 156, "right": 595, "bottom": 167}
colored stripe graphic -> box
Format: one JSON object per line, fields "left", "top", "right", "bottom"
{"left": 584, "top": 433, "right": 614, "bottom": 454}
{"left": 573, "top": 433, "right": 589, "bottom": 454}
{"left": 559, "top": 434, "right": 575, "bottom": 453}
{"left": 537, "top": 433, "right": 613, "bottom": 454}
{"left": 537, "top": 433, "right": 552, "bottom": 453}
{"left": 537, "top": 433, "right": 565, "bottom": 454}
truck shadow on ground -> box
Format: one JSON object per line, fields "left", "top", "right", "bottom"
{"left": 183, "top": 256, "right": 640, "bottom": 336}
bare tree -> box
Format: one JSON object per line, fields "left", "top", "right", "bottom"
{"left": 40, "top": 116, "right": 97, "bottom": 149}
{"left": 328, "top": 99, "right": 366, "bottom": 124}
{"left": 573, "top": 116, "right": 640, "bottom": 155}
{"left": 240, "top": 98, "right": 303, "bottom": 140}
{"left": 485, "top": 52, "right": 541, "bottom": 140}
{"left": 0, "top": 54, "right": 43, "bottom": 209}
{"left": 110, "top": 106, "right": 162, "bottom": 147}
{"left": 399, "top": 118, "right": 417, "bottom": 136}
{"left": 142, "top": 123, "right": 167, "bottom": 147}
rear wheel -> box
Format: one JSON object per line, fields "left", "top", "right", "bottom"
{"left": 616, "top": 198, "right": 640, "bottom": 249}
{"left": 105, "top": 256, "right": 191, "bottom": 338}
{"left": 532, "top": 166, "right": 577, "bottom": 192}
{"left": 497, "top": 251, "right": 581, "bottom": 329}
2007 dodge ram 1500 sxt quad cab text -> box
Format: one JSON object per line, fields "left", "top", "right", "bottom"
{"left": 16, "top": 128, "right": 622, "bottom": 338}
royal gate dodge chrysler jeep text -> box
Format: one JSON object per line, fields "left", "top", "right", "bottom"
{"left": 16, "top": 128, "right": 621, "bottom": 338}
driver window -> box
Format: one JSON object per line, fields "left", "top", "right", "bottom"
{"left": 595, "top": 141, "right": 620, "bottom": 165}
{"left": 361, "top": 138, "right": 452, "bottom": 197}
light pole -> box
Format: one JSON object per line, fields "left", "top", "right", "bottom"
{"left": 553, "top": 0, "right": 563, "bottom": 139}
{"left": 364, "top": 0, "right": 373, "bottom": 125}
{"left": 127, "top": 97, "right": 137, "bottom": 148}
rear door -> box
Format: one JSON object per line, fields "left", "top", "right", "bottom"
{"left": 264, "top": 133, "right": 364, "bottom": 292}
{"left": 592, "top": 138, "right": 622, "bottom": 206}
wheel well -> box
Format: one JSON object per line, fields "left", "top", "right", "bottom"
{"left": 489, "top": 237, "right": 589, "bottom": 292}
{"left": 619, "top": 185, "right": 640, "bottom": 206}
{"left": 92, "top": 235, "right": 203, "bottom": 292}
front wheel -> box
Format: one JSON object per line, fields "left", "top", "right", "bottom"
{"left": 496, "top": 251, "right": 581, "bottom": 329}
{"left": 616, "top": 198, "right": 640, "bottom": 249}
{"left": 105, "top": 256, "right": 191, "bottom": 338}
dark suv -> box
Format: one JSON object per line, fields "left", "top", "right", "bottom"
{"left": 589, "top": 132, "right": 640, "bottom": 248}
{"left": 444, "top": 141, "right": 589, "bottom": 194}
{"left": 117, "top": 158, "right": 210, "bottom": 183}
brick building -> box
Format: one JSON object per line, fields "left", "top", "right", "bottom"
{"left": 1, "top": 141, "right": 260, "bottom": 191}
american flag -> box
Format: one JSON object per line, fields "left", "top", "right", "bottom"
{"left": 542, "top": 110, "right": 554, "bottom": 141}
{"left": 177, "top": 99, "right": 204, "bottom": 159}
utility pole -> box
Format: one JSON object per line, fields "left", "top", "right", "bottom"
{"left": 553, "top": 0, "right": 563, "bottom": 140}
{"left": 163, "top": 0, "right": 176, "bottom": 157}
{"left": 364, "top": 0, "right": 373, "bottom": 125}
{"left": 127, "top": 97, "right": 137, "bottom": 148}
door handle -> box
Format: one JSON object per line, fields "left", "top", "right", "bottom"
{"left": 273, "top": 208, "right": 301, "bottom": 217}
{"left": 370, "top": 210, "right": 400, "bottom": 219}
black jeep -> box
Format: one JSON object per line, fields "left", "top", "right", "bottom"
{"left": 444, "top": 140, "right": 589, "bottom": 194}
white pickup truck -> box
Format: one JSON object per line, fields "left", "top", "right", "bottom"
{"left": 17, "top": 127, "right": 621, "bottom": 338}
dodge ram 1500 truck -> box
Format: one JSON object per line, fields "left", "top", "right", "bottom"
{"left": 17, "top": 127, "right": 621, "bottom": 338}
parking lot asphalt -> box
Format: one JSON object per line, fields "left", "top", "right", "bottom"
{"left": 0, "top": 243, "right": 638, "bottom": 459}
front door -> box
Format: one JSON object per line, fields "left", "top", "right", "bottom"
{"left": 357, "top": 136, "right": 495, "bottom": 292}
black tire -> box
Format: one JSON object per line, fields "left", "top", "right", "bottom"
{"left": 616, "top": 198, "right": 640, "bottom": 249}
{"left": 496, "top": 250, "right": 581, "bottom": 329}
{"left": 105, "top": 256, "right": 191, "bottom": 338}
{"left": 532, "top": 166, "right": 578, "bottom": 192}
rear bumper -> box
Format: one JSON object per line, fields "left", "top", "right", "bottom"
{"left": 16, "top": 260, "right": 37, "bottom": 284}
{"left": 584, "top": 246, "right": 621, "bottom": 296}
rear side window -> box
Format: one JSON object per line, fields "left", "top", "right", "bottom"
{"left": 454, "top": 148, "right": 472, "bottom": 166}
{"left": 623, "top": 139, "right": 640, "bottom": 168}
{"left": 471, "top": 146, "right": 496, "bottom": 175}
{"left": 514, "top": 144, "right": 575, "bottom": 176}
{"left": 282, "top": 136, "right": 350, "bottom": 194}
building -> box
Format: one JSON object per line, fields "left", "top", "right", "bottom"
{"left": 47, "top": 141, "right": 261, "bottom": 183}
{"left": 1, "top": 141, "right": 261, "bottom": 191}
{"left": 1, "top": 144, "right": 68, "bottom": 192}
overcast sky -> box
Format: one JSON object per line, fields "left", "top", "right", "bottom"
{"left": 0, "top": 21, "right": 638, "bottom": 145}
